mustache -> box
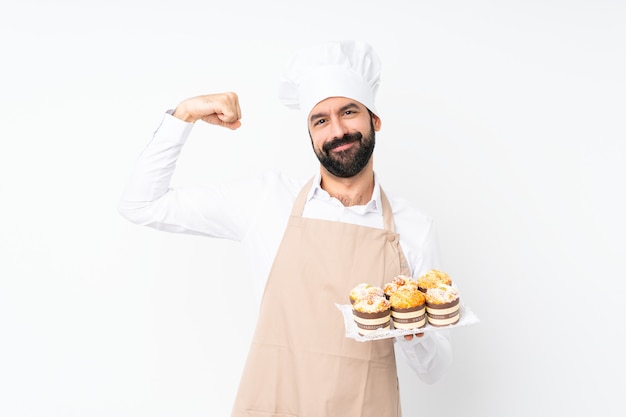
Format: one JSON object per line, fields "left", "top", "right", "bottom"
{"left": 322, "top": 132, "right": 363, "bottom": 153}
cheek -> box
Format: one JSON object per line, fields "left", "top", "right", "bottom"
{"left": 310, "top": 134, "right": 325, "bottom": 150}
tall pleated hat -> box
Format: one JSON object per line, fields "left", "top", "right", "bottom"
{"left": 278, "top": 40, "right": 382, "bottom": 120}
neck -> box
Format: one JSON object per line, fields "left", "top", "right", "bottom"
{"left": 319, "top": 164, "right": 375, "bottom": 207}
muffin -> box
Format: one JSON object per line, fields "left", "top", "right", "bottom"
{"left": 417, "top": 269, "right": 452, "bottom": 293}
{"left": 424, "top": 283, "right": 460, "bottom": 327}
{"left": 352, "top": 294, "right": 392, "bottom": 335}
{"left": 389, "top": 286, "right": 427, "bottom": 330}
{"left": 349, "top": 283, "right": 385, "bottom": 304}
{"left": 383, "top": 274, "right": 418, "bottom": 299}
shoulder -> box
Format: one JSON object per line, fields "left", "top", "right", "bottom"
{"left": 257, "top": 170, "right": 309, "bottom": 197}
{"left": 383, "top": 187, "right": 437, "bottom": 254}
{"left": 383, "top": 188, "right": 442, "bottom": 273}
{"left": 247, "top": 170, "right": 312, "bottom": 209}
{"left": 385, "top": 190, "right": 435, "bottom": 231}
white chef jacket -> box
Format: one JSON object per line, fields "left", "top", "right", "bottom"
{"left": 118, "top": 112, "right": 453, "bottom": 384}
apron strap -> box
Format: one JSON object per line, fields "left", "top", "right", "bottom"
{"left": 291, "top": 176, "right": 396, "bottom": 233}
{"left": 290, "top": 177, "right": 315, "bottom": 217}
{"left": 380, "top": 188, "right": 395, "bottom": 233}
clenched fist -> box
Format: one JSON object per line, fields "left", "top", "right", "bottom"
{"left": 172, "top": 92, "right": 242, "bottom": 129}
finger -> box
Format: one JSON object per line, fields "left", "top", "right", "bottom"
{"left": 218, "top": 110, "right": 240, "bottom": 124}
{"left": 221, "top": 92, "right": 242, "bottom": 121}
{"left": 222, "top": 120, "right": 242, "bottom": 130}
{"left": 403, "top": 332, "right": 425, "bottom": 341}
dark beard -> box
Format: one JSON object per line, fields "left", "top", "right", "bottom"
{"left": 313, "top": 128, "right": 376, "bottom": 178}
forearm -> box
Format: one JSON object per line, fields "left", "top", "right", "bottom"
{"left": 394, "top": 330, "right": 452, "bottom": 384}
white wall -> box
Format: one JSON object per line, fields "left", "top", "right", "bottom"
{"left": 1, "top": 1, "right": 624, "bottom": 416}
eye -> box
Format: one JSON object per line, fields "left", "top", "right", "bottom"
{"left": 313, "top": 118, "right": 326, "bottom": 126}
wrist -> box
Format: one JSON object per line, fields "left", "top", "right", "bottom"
{"left": 172, "top": 106, "right": 197, "bottom": 123}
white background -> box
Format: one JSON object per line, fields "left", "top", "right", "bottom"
{"left": 1, "top": 1, "right": 625, "bottom": 416}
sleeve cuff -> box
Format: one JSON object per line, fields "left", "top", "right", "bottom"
{"left": 151, "top": 110, "right": 195, "bottom": 145}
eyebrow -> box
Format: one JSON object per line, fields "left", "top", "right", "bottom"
{"left": 309, "top": 102, "right": 361, "bottom": 124}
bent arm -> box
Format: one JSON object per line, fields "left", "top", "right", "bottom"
{"left": 119, "top": 92, "right": 259, "bottom": 239}
{"left": 394, "top": 218, "right": 453, "bottom": 383}
{"left": 118, "top": 111, "right": 256, "bottom": 240}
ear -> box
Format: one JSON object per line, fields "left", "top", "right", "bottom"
{"left": 372, "top": 113, "right": 382, "bottom": 131}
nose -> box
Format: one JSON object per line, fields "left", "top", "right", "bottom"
{"left": 329, "top": 117, "right": 349, "bottom": 139}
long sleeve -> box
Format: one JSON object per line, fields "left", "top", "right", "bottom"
{"left": 118, "top": 113, "right": 263, "bottom": 241}
{"left": 394, "top": 330, "right": 452, "bottom": 384}
{"left": 393, "top": 214, "right": 453, "bottom": 384}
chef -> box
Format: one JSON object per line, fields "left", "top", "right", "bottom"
{"left": 119, "top": 40, "right": 452, "bottom": 417}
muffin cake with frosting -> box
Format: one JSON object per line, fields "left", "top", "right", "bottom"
{"left": 389, "top": 286, "right": 427, "bottom": 330}
{"left": 350, "top": 284, "right": 391, "bottom": 335}
{"left": 417, "top": 269, "right": 452, "bottom": 293}
{"left": 424, "top": 283, "right": 460, "bottom": 327}
{"left": 349, "top": 283, "right": 385, "bottom": 304}
{"left": 383, "top": 274, "right": 418, "bottom": 299}
{"left": 347, "top": 270, "right": 463, "bottom": 335}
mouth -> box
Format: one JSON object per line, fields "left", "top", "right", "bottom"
{"left": 330, "top": 141, "right": 356, "bottom": 152}
{"left": 323, "top": 133, "right": 362, "bottom": 154}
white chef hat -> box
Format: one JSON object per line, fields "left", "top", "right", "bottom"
{"left": 277, "top": 40, "right": 382, "bottom": 119}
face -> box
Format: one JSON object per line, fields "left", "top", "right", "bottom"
{"left": 308, "top": 97, "right": 381, "bottom": 178}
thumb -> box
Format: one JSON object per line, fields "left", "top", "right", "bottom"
{"left": 216, "top": 112, "right": 242, "bottom": 130}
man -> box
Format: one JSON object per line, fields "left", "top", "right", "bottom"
{"left": 119, "top": 40, "right": 452, "bottom": 417}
